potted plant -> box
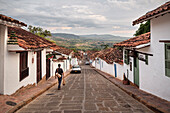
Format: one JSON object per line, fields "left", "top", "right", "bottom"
{"left": 123, "top": 70, "right": 130, "bottom": 85}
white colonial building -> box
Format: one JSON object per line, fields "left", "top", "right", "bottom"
{"left": 89, "top": 48, "right": 124, "bottom": 80}
{"left": 114, "top": 1, "right": 170, "bottom": 101}
{"left": 51, "top": 46, "right": 73, "bottom": 76}
{"left": 0, "top": 14, "right": 56, "bottom": 95}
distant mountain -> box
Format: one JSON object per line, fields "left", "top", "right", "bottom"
{"left": 52, "top": 33, "right": 81, "bottom": 39}
{"left": 79, "top": 34, "right": 129, "bottom": 41}
{"left": 52, "top": 33, "right": 129, "bottom": 41}
{"left": 51, "top": 33, "right": 130, "bottom": 51}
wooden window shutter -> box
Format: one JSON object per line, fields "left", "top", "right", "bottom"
{"left": 165, "top": 44, "right": 170, "bottom": 77}
{"left": 20, "top": 51, "right": 29, "bottom": 81}
{"left": 124, "top": 50, "right": 129, "bottom": 65}
{"left": 145, "top": 55, "right": 148, "bottom": 65}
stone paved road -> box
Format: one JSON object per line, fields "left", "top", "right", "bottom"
{"left": 17, "top": 65, "right": 154, "bottom": 113}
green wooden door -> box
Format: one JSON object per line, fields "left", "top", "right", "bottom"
{"left": 134, "top": 54, "right": 139, "bottom": 86}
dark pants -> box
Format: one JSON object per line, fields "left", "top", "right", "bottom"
{"left": 58, "top": 76, "right": 62, "bottom": 89}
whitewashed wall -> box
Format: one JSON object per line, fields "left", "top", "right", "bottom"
{"left": 100, "top": 59, "right": 114, "bottom": 76}
{"left": 122, "top": 48, "right": 134, "bottom": 83}
{"left": 0, "top": 25, "right": 7, "bottom": 94}
{"left": 41, "top": 49, "right": 46, "bottom": 78}
{"left": 95, "top": 58, "right": 101, "bottom": 70}
{"left": 66, "top": 59, "right": 70, "bottom": 70}
{"left": 139, "top": 13, "right": 170, "bottom": 101}
{"left": 4, "top": 51, "right": 37, "bottom": 95}
{"left": 114, "top": 63, "right": 124, "bottom": 80}
{"left": 71, "top": 58, "right": 78, "bottom": 66}
{"left": 92, "top": 60, "right": 95, "bottom": 67}
{"left": 63, "top": 60, "right": 66, "bottom": 72}
{"left": 52, "top": 61, "right": 64, "bottom": 76}
{"left": 50, "top": 58, "right": 53, "bottom": 78}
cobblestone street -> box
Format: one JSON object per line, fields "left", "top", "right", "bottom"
{"left": 17, "top": 65, "right": 154, "bottom": 113}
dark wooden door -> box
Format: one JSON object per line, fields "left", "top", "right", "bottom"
{"left": 46, "top": 59, "right": 50, "bottom": 80}
{"left": 37, "top": 51, "right": 42, "bottom": 83}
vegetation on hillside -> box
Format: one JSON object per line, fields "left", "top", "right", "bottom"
{"left": 134, "top": 20, "right": 150, "bottom": 36}
{"left": 28, "top": 25, "right": 55, "bottom": 43}
{"left": 28, "top": 25, "right": 52, "bottom": 38}
{"left": 50, "top": 33, "right": 129, "bottom": 51}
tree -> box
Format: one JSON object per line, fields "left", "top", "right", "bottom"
{"left": 28, "top": 25, "right": 52, "bottom": 38}
{"left": 134, "top": 20, "right": 150, "bottom": 36}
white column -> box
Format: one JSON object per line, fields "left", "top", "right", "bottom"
{"left": 0, "top": 24, "right": 7, "bottom": 94}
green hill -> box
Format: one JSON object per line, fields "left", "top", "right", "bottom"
{"left": 51, "top": 33, "right": 129, "bottom": 51}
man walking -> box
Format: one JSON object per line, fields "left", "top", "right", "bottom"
{"left": 55, "top": 64, "right": 64, "bottom": 90}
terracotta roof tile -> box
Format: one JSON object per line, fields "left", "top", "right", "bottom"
{"left": 0, "top": 14, "right": 27, "bottom": 26}
{"left": 72, "top": 52, "right": 83, "bottom": 60}
{"left": 87, "top": 48, "right": 123, "bottom": 64}
{"left": 133, "top": 1, "right": 170, "bottom": 25}
{"left": 8, "top": 26, "right": 56, "bottom": 49}
{"left": 51, "top": 46, "right": 73, "bottom": 55}
{"left": 53, "top": 56, "right": 67, "bottom": 62}
{"left": 114, "top": 32, "right": 150, "bottom": 47}
{"left": 98, "top": 48, "right": 123, "bottom": 64}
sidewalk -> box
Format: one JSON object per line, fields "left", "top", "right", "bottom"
{"left": 0, "top": 70, "right": 71, "bottom": 113}
{"left": 94, "top": 69, "right": 170, "bottom": 113}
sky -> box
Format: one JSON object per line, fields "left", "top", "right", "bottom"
{"left": 0, "top": 0, "right": 169, "bottom": 37}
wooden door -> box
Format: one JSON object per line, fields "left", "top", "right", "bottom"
{"left": 37, "top": 51, "right": 42, "bottom": 83}
{"left": 46, "top": 59, "right": 50, "bottom": 80}
{"left": 134, "top": 53, "right": 139, "bottom": 87}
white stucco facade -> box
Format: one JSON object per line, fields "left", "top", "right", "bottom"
{"left": 122, "top": 48, "right": 135, "bottom": 83}
{"left": 120, "top": 13, "right": 170, "bottom": 101}
{"left": 92, "top": 60, "right": 95, "bottom": 67}
{"left": 52, "top": 61, "right": 64, "bottom": 76}
{"left": 0, "top": 25, "right": 8, "bottom": 94}
{"left": 113, "top": 62, "right": 124, "bottom": 80}
{"left": 66, "top": 59, "right": 70, "bottom": 70}
{"left": 41, "top": 49, "right": 46, "bottom": 78}
{"left": 139, "top": 13, "right": 170, "bottom": 101}
{"left": 95, "top": 58, "right": 101, "bottom": 70}
{"left": 100, "top": 59, "right": 114, "bottom": 76}
{"left": 4, "top": 51, "right": 37, "bottom": 95}
{"left": 71, "top": 58, "right": 78, "bottom": 66}
{"left": 0, "top": 24, "right": 50, "bottom": 94}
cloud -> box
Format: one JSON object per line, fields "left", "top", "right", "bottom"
{"left": 47, "top": 27, "right": 72, "bottom": 30}
{"left": 0, "top": 0, "right": 169, "bottom": 36}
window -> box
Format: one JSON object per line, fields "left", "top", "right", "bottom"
{"left": 145, "top": 55, "right": 148, "bottom": 65}
{"left": 20, "top": 51, "right": 29, "bottom": 81}
{"left": 124, "top": 50, "right": 129, "bottom": 65}
{"left": 165, "top": 44, "right": 170, "bottom": 77}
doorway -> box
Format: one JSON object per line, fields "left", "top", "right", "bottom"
{"left": 46, "top": 59, "right": 50, "bottom": 80}
{"left": 134, "top": 53, "right": 139, "bottom": 87}
{"left": 37, "top": 51, "right": 42, "bottom": 83}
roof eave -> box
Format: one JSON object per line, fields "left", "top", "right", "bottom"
{"left": 0, "top": 19, "right": 27, "bottom": 27}
{"left": 133, "top": 10, "right": 170, "bottom": 26}
{"left": 135, "top": 42, "right": 150, "bottom": 49}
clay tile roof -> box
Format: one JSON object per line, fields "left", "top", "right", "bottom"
{"left": 87, "top": 51, "right": 101, "bottom": 60}
{"left": 0, "top": 14, "right": 27, "bottom": 27}
{"left": 133, "top": 1, "right": 170, "bottom": 25}
{"left": 72, "top": 52, "right": 83, "bottom": 60}
{"left": 98, "top": 48, "right": 123, "bottom": 64}
{"left": 87, "top": 48, "right": 123, "bottom": 65}
{"left": 114, "top": 32, "right": 150, "bottom": 47}
{"left": 51, "top": 45, "right": 73, "bottom": 55}
{"left": 8, "top": 26, "right": 56, "bottom": 49}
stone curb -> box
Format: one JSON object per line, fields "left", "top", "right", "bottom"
{"left": 7, "top": 71, "right": 71, "bottom": 113}
{"left": 94, "top": 69, "right": 169, "bottom": 113}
